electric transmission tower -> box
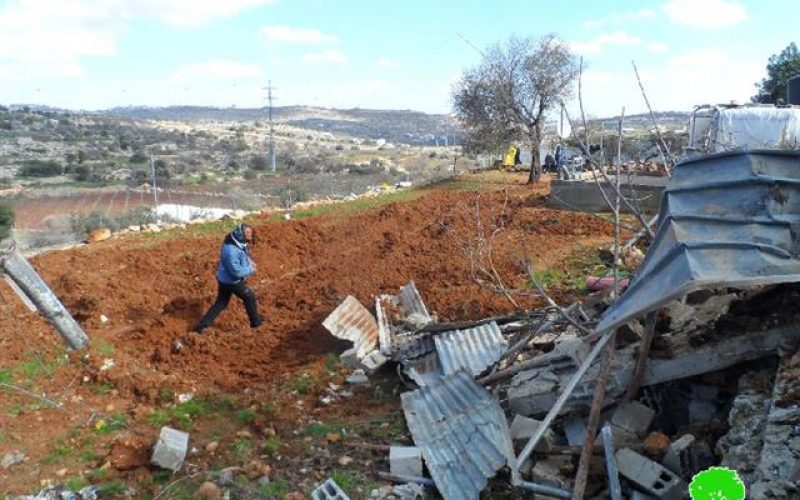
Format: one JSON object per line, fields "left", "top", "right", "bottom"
{"left": 264, "top": 81, "right": 277, "bottom": 172}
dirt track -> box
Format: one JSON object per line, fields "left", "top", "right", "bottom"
{"left": 0, "top": 172, "right": 617, "bottom": 494}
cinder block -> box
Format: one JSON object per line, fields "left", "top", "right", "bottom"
{"left": 312, "top": 478, "right": 350, "bottom": 500}
{"left": 616, "top": 448, "right": 685, "bottom": 500}
{"left": 662, "top": 434, "right": 695, "bottom": 475}
{"left": 390, "top": 446, "right": 423, "bottom": 477}
{"left": 510, "top": 415, "right": 554, "bottom": 451}
{"left": 151, "top": 427, "right": 189, "bottom": 471}
{"left": 610, "top": 401, "right": 655, "bottom": 437}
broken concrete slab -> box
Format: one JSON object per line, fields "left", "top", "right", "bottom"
{"left": 748, "top": 351, "right": 800, "bottom": 496}
{"left": 509, "top": 415, "right": 554, "bottom": 452}
{"left": 615, "top": 448, "right": 685, "bottom": 500}
{"left": 662, "top": 434, "right": 714, "bottom": 480}
{"left": 716, "top": 369, "right": 774, "bottom": 486}
{"left": 508, "top": 325, "right": 800, "bottom": 417}
{"left": 531, "top": 455, "right": 573, "bottom": 491}
{"left": 389, "top": 446, "right": 423, "bottom": 478}
{"left": 610, "top": 402, "right": 655, "bottom": 437}
{"left": 151, "top": 426, "right": 189, "bottom": 471}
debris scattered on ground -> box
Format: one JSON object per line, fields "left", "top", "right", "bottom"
{"left": 311, "top": 477, "right": 351, "bottom": 500}
{"left": 1, "top": 450, "right": 25, "bottom": 469}
{"left": 150, "top": 426, "right": 189, "bottom": 471}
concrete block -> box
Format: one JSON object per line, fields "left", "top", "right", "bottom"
{"left": 510, "top": 415, "right": 554, "bottom": 451}
{"left": 531, "top": 456, "right": 572, "bottom": 489}
{"left": 594, "top": 424, "right": 640, "bottom": 451}
{"left": 312, "top": 478, "right": 350, "bottom": 500}
{"left": 151, "top": 427, "right": 189, "bottom": 471}
{"left": 553, "top": 335, "right": 590, "bottom": 365}
{"left": 662, "top": 434, "right": 695, "bottom": 476}
{"left": 389, "top": 446, "right": 423, "bottom": 477}
{"left": 616, "top": 448, "right": 685, "bottom": 500}
{"left": 610, "top": 401, "right": 655, "bottom": 437}
{"left": 563, "top": 414, "right": 587, "bottom": 446}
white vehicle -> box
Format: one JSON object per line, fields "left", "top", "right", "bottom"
{"left": 687, "top": 104, "right": 800, "bottom": 155}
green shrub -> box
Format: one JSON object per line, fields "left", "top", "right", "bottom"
{"left": 0, "top": 204, "right": 14, "bottom": 240}
{"left": 18, "top": 160, "right": 62, "bottom": 177}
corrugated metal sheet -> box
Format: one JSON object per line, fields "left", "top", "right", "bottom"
{"left": 322, "top": 296, "right": 379, "bottom": 358}
{"left": 598, "top": 149, "right": 800, "bottom": 333}
{"left": 399, "top": 281, "right": 432, "bottom": 320}
{"left": 376, "top": 282, "right": 433, "bottom": 355}
{"left": 435, "top": 321, "right": 507, "bottom": 377}
{"left": 404, "top": 351, "right": 443, "bottom": 387}
{"left": 401, "top": 371, "right": 515, "bottom": 500}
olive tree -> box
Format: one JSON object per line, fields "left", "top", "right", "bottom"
{"left": 453, "top": 34, "right": 578, "bottom": 183}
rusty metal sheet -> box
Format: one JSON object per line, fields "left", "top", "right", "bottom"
{"left": 322, "top": 296, "right": 379, "bottom": 358}
{"left": 401, "top": 371, "right": 515, "bottom": 500}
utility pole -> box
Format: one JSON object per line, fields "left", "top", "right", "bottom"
{"left": 150, "top": 155, "right": 159, "bottom": 219}
{"left": 265, "top": 81, "right": 277, "bottom": 173}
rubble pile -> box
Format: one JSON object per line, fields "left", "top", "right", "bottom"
{"left": 323, "top": 281, "right": 800, "bottom": 499}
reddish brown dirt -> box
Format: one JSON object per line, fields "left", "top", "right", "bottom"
{"left": 0, "top": 172, "right": 617, "bottom": 494}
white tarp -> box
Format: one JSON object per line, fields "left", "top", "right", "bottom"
{"left": 714, "top": 107, "right": 800, "bottom": 151}
{"left": 155, "top": 203, "right": 232, "bottom": 222}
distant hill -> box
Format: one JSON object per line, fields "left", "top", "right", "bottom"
{"left": 102, "top": 105, "right": 455, "bottom": 145}
{"left": 591, "top": 111, "right": 691, "bottom": 131}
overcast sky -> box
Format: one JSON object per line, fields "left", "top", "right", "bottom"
{"left": 0, "top": 0, "right": 796, "bottom": 117}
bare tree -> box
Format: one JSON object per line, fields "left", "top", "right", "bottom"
{"left": 452, "top": 34, "right": 579, "bottom": 184}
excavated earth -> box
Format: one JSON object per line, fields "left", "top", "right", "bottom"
{"left": 0, "top": 172, "right": 618, "bottom": 495}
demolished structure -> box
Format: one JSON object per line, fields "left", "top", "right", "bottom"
{"left": 323, "top": 150, "right": 800, "bottom": 499}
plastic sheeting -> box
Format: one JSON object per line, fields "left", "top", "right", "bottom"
{"left": 597, "top": 149, "right": 800, "bottom": 333}
{"left": 691, "top": 106, "right": 800, "bottom": 153}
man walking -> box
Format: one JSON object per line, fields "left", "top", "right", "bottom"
{"left": 193, "top": 223, "right": 263, "bottom": 333}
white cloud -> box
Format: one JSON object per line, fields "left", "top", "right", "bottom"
{"left": 376, "top": 58, "right": 399, "bottom": 69}
{"left": 261, "top": 26, "right": 339, "bottom": 45}
{"left": 662, "top": 0, "right": 747, "bottom": 29}
{"left": 123, "top": 0, "right": 276, "bottom": 27}
{"left": 583, "top": 9, "right": 655, "bottom": 28}
{"left": 169, "top": 60, "right": 263, "bottom": 82}
{"left": 570, "top": 31, "right": 641, "bottom": 55}
{"left": 646, "top": 42, "right": 670, "bottom": 53}
{"left": 0, "top": 0, "right": 276, "bottom": 83}
{"left": 302, "top": 49, "right": 349, "bottom": 65}
{"left": 0, "top": 0, "right": 119, "bottom": 82}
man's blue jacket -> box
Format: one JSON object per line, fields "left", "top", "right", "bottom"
{"left": 216, "top": 238, "right": 253, "bottom": 284}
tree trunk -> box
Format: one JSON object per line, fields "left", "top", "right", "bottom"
{"left": 527, "top": 137, "right": 542, "bottom": 184}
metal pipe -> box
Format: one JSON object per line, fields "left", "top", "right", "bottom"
{"left": 376, "top": 471, "right": 435, "bottom": 485}
{"left": 517, "top": 480, "right": 571, "bottom": 498}
{"left": 1, "top": 246, "right": 89, "bottom": 350}
{"left": 602, "top": 425, "right": 623, "bottom": 500}
{"left": 515, "top": 329, "right": 613, "bottom": 473}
